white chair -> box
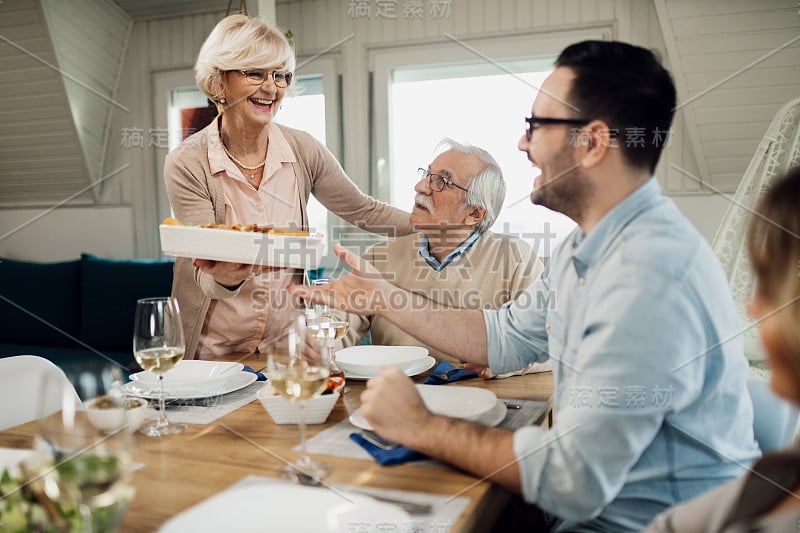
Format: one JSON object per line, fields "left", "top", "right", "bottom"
{"left": 0, "top": 355, "right": 80, "bottom": 431}
{"left": 747, "top": 376, "right": 799, "bottom": 452}
{"left": 713, "top": 97, "right": 800, "bottom": 369}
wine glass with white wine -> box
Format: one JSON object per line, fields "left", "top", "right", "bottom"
{"left": 132, "top": 297, "right": 186, "bottom": 436}
{"left": 268, "top": 317, "right": 332, "bottom": 482}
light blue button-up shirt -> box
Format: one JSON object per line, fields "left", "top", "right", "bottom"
{"left": 418, "top": 230, "right": 482, "bottom": 271}
{"left": 484, "top": 178, "right": 760, "bottom": 532}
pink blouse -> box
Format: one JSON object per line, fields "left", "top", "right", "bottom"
{"left": 197, "top": 121, "right": 303, "bottom": 359}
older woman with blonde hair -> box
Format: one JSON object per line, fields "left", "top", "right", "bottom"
{"left": 165, "top": 15, "right": 412, "bottom": 359}
{"left": 645, "top": 165, "right": 800, "bottom": 532}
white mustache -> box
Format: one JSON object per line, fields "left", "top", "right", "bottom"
{"left": 414, "top": 194, "right": 434, "bottom": 213}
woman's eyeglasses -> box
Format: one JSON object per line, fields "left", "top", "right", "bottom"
{"left": 525, "top": 115, "right": 590, "bottom": 141}
{"left": 239, "top": 69, "right": 293, "bottom": 88}
{"left": 417, "top": 168, "right": 469, "bottom": 193}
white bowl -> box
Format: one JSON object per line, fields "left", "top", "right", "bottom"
{"left": 349, "top": 384, "right": 497, "bottom": 431}
{"left": 130, "top": 360, "right": 243, "bottom": 390}
{"left": 86, "top": 396, "right": 149, "bottom": 433}
{"left": 257, "top": 384, "right": 341, "bottom": 425}
{"left": 335, "top": 346, "right": 429, "bottom": 376}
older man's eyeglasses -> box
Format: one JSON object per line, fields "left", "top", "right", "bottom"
{"left": 417, "top": 168, "right": 469, "bottom": 193}
{"left": 239, "top": 69, "right": 293, "bottom": 88}
{"left": 525, "top": 115, "right": 590, "bottom": 141}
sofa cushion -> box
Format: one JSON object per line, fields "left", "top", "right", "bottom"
{"left": 0, "top": 258, "right": 81, "bottom": 346}
{"left": 0, "top": 344, "right": 136, "bottom": 375}
{"left": 80, "top": 254, "right": 174, "bottom": 352}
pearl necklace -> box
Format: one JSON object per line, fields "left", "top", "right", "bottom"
{"left": 219, "top": 132, "right": 266, "bottom": 181}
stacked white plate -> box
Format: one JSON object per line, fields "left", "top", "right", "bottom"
{"left": 349, "top": 384, "right": 506, "bottom": 430}
{"left": 122, "top": 360, "right": 256, "bottom": 400}
{"left": 335, "top": 346, "right": 435, "bottom": 379}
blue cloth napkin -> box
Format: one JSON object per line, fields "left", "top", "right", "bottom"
{"left": 242, "top": 366, "right": 267, "bottom": 381}
{"left": 423, "top": 361, "right": 478, "bottom": 385}
{"left": 349, "top": 433, "right": 428, "bottom": 466}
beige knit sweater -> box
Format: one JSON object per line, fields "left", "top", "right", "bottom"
{"left": 164, "top": 121, "right": 413, "bottom": 359}
{"left": 343, "top": 231, "right": 544, "bottom": 363}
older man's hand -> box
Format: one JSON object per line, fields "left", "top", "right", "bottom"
{"left": 359, "top": 368, "right": 433, "bottom": 445}
{"left": 288, "top": 243, "right": 397, "bottom": 316}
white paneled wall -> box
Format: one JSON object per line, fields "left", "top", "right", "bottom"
{"left": 275, "top": 0, "right": 698, "bottom": 199}
{"left": 40, "top": 0, "right": 131, "bottom": 193}
{"left": 102, "top": 11, "right": 226, "bottom": 257}
{"left": 656, "top": 0, "right": 800, "bottom": 193}
{"left": 277, "top": 0, "right": 680, "bottom": 195}
{"left": 0, "top": 0, "right": 90, "bottom": 206}
{"left": 2, "top": 0, "right": 796, "bottom": 260}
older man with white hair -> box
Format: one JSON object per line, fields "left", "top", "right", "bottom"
{"left": 342, "top": 139, "right": 544, "bottom": 364}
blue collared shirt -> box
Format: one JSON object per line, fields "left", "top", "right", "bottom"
{"left": 418, "top": 230, "right": 482, "bottom": 271}
{"left": 484, "top": 178, "right": 759, "bottom": 531}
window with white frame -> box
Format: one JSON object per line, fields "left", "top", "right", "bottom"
{"left": 371, "top": 29, "right": 610, "bottom": 256}
{"left": 388, "top": 61, "right": 575, "bottom": 256}
{"left": 275, "top": 74, "right": 328, "bottom": 236}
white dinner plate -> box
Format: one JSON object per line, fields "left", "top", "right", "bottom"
{"left": 122, "top": 371, "right": 257, "bottom": 400}
{"left": 159, "top": 481, "right": 409, "bottom": 533}
{"left": 335, "top": 345, "right": 430, "bottom": 376}
{"left": 343, "top": 355, "right": 436, "bottom": 380}
{"left": 349, "top": 384, "right": 498, "bottom": 431}
{"left": 131, "top": 360, "right": 244, "bottom": 390}
{"left": 160, "top": 224, "right": 325, "bottom": 269}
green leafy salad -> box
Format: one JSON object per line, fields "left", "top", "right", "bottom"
{"left": 0, "top": 454, "right": 133, "bottom": 533}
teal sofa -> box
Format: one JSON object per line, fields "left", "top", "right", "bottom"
{"left": 0, "top": 254, "right": 174, "bottom": 382}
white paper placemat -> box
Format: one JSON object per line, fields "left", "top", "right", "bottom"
{"left": 304, "top": 418, "right": 376, "bottom": 460}
{"left": 145, "top": 381, "right": 266, "bottom": 425}
{"left": 234, "top": 475, "right": 470, "bottom": 532}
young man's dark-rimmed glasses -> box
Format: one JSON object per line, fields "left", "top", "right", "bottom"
{"left": 525, "top": 115, "right": 590, "bottom": 141}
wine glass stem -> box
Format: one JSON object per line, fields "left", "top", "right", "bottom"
{"left": 298, "top": 402, "right": 308, "bottom": 464}
{"left": 158, "top": 375, "right": 168, "bottom": 427}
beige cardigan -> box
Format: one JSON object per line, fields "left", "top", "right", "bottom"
{"left": 164, "top": 122, "right": 413, "bottom": 359}
{"left": 342, "top": 231, "right": 543, "bottom": 362}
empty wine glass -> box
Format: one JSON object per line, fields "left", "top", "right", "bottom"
{"left": 132, "top": 297, "right": 186, "bottom": 436}
{"left": 267, "top": 317, "right": 332, "bottom": 482}
{"left": 306, "top": 278, "right": 348, "bottom": 380}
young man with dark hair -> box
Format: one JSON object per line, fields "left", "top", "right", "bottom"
{"left": 291, "top": 41, "right": 758, "bottom": 531}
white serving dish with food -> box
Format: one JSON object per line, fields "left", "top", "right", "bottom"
{"left": 159, "top": 222, "right": 325, "bottom": 269}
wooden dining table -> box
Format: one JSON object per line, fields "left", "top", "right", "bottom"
{"left": 0, "top": 353, "right": 553, "bottom": 532}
